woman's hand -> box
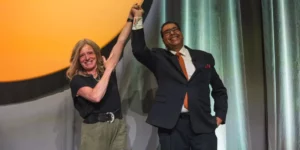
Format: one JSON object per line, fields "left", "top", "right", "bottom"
{"left": 102, "top": 53, "right": 116, "bottom": 71}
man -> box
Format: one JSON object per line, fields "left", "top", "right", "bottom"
{"left": 131, "top": 7, "right": 228, "bottom": 150}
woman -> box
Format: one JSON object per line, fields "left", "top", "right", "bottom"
{"left": 66, "top": 5, "right": 140, "bottom": 150}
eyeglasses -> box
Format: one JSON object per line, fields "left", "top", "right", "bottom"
{"left": 162, "top": 27, "right": 180, "bottom": 36}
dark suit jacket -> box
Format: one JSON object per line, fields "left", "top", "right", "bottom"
{"left": 131, "top": 28, "right": 228, "bottom": 134}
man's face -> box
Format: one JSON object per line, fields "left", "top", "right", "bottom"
{"left": 161, "top": 23, "right": 184, "bottom": 51}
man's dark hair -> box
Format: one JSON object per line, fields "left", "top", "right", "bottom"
{"left": 160, "top": 21, "right": 181, "bottom": 38}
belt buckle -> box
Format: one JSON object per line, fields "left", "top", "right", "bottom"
{"left": 106, "top": 112, "right": 115, "bottom": 123}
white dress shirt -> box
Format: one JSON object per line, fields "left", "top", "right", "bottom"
{"left": 170, "top": 47, "right": 196, "bottom": 112}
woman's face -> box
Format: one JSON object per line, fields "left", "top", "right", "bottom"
{"left": 79, "top": 44, "right": 97, "bottom": 71}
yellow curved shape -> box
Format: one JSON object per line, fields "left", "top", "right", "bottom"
{"left": 0, "top": 0, "right": 143, "bottom": 82}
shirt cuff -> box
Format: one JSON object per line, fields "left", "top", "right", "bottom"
{"left": 132, "top": 17, "right": 143, "bottom": 30}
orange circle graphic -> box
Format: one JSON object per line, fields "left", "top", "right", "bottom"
{"left": 0, "top": 0, "right": 142, "bottom": 82}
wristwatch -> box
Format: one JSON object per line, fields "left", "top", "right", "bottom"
{"left": 127, "top": 18, "right": 133, "bottom": 22}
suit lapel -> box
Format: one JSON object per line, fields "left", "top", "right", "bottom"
{"left": 165, "top": 50, "right": 187, "bottom": 80}
{"left": 186, "top": 47, "right": 205, "bottom": 81}
{"left": 164, "top": 47, "right": 206, "bottom": 82}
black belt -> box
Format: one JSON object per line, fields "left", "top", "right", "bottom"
{"left": 83, "top": 109, "right": 122, "bottom": 124}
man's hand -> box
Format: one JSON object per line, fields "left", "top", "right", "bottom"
{"left": 128, "top": 4, "right": 139, "bottom": 19}
{"left": 131, "top": 4, "right": 144, "bottom": 18}
{"left": 216, "top": 117, "right": 222, "bottom": 127}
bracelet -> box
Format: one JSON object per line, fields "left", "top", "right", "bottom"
{"left": 127, "top": 18, "right": 133, "bottom": 22}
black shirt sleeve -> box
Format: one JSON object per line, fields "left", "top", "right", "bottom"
{"left": 69, "top": 75, "right": 95, "bottom": 119}
{"left": 70, "top": 75, "right": 89, "bottom": 98}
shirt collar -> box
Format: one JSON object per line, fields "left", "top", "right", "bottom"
{"left": 169, "top": 46, "right": 187, "bottom": 56}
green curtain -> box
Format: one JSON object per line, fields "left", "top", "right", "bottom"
{"left": 154, "top": 0, "right": 264, "bottom": 149}
{"left": 122, "top": 0, "right": 299, "bottom": 149}
{"left": 262, "top": 0, "right": 300, "bottom": 150}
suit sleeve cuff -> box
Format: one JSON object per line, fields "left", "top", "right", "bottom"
{"left": 216, "top": 111, "right": 227, "bottom": 124}
{"left": 132, "top": 17, "right": 143, "bottom": 30}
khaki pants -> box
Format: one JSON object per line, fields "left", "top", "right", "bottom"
{"left": 80, "top": 118, "right": 127, "bottom": 150}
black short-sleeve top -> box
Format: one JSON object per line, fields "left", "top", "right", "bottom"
{"left": 69, "top": 72, "right": 121, "bottom": 119}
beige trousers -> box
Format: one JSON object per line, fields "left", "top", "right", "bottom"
{"left": 80, "top": 118, "right": 127, "bottom": 150}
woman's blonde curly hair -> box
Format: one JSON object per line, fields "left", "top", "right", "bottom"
{"left": 66, "top": 39, "right": 105, "bottom": 80}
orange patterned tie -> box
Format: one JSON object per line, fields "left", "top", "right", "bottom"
{"left": 176, "top": 52, "right": 188, "bottom": 109}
